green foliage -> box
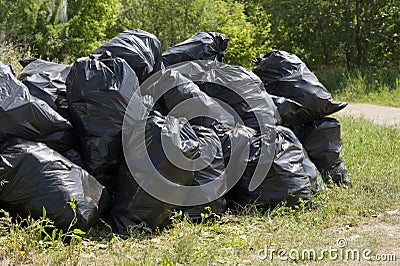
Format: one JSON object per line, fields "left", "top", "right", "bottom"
{"left": 315, "top": 66, "right": 400, "bottom": 107}
{"left": 118, "top": 0, "right": 271, "bottom": 68}
{"left": 67, "top": 0, "right": 121, "bottom": 60}
{"left": 0, "top": 197, "right": 86, "bottom": 264}
{"left": 0, "top": 0, "right": 120, "bottom": 62}
{"left": 266, "top": 0, "right": 346, "bottom": 67}
{"left": 266, "top": 0, "right": 400, "bottom": 68}
{"left": 210, "top": 0, "right": 271, "bottom": 68}
{"left": 118, "top": 0, "right": 209, "bottom": 50}
{"left": 0, "top": 0, "right": 398, "bottom": 69}
{"left": 0, "top": 42, "right": 33, "bottom": 74}
{"left": 0, "top": 0, "right": 68, "bottom": 61}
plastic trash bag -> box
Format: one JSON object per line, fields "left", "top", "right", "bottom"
{"left": 160, "top": 60, "right": 280, "bottom": 130}
{"left": 18, "top": 59, "right": 71, "bottom": 119}
{"left": 252, "top": 51, "right": 347, "bottom": 125}
{"left": 111, "top": 114, "right": 198, "bottom": 234}
{"left": 19, "top": 59, "right": 37, "bottom": 68}
{"left": 114, "top": 112, "right": 232, "bottom": 234}
{"left": 162, "top": 32, "right": 229, "bottom": 67}
{"left": 66, "top": 52, "right": 140, "bottom": 177}
{"left": 149, "top": 68, "right": 235, "bottom": 128}
{"left": 0, "top": 139, "right": 110, "bottom": 231}
{"left": 270, "top": 95, "right": 302, "bottom": 126}
{"left": 180, "top": 125, "right": 226, "bottom": 221}
{"left": 16, "top": 59, "right": 82, "bottom": 156}
{"left": 92, "top": 29, "right": 162, "bottom": 83}
{"left": 292, "top": 118, "right": 349, "bottom": 186}
{"left": 227, "top": 126, "right": 319, "bottom": 209}
{"left": 0, "top": 62, "right": 71, "bottom": 143}
{"left": 34, "top": 130, "right": 78, "bottom": 154}
{"left": 110, "top": 161, "right": 173, "bottom": 235}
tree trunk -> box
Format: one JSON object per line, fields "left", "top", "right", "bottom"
{"left": 344, "top": 0, "right": 353, "bottom": 70}
{"left": 59, "top": 0, "right": 68, "bottom": 22}
{"left": 355, "top": 0, "right": 362, "bottom": 67}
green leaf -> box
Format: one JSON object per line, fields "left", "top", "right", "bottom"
{"left": 73, "top": 228, "right": 86, "bottom": 235}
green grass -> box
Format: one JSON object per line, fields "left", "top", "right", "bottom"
{"left": 315, "top": 66, "right": 400, "bottom": 107}
{"left": 1, "top": 116, "right": 399, "bottom": 265}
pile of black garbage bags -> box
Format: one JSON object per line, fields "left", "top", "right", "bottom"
{"left": 0, "top": 30, "right": 349, "bottom": 236}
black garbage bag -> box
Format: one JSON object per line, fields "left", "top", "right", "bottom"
{"left": 0, "top": 61, "right": 15, "bottom": 76}
{"left": 292, "top": 117, "right": 349, "bottom": 186}
{"left": 110, "top": 161, "right": 173, "bottom": 235}
{"left": 148, "top": 68, "right": 234, "bottom": 128}
{"left": 161, "top": 60, "right": 280, "bottom": 130}
{"left": 34, "top": 130, "right": 79, "bottom": 155}
{"left": 162, "top": 32, "right": 229, "bottom": 67}
{"left": 227, "top": 126, "right": 319, "bottom": 209}
{"left": 19, "top": 59, "right": 37, "bottom": 68}
{"left": 180, "top": 125, "right": 226, "bottom": 221}
{"left": 66, "top": 52, "right": 140, "bottom": 177}
{"left": 92, "top": 29, "right": 162, "bottom": 83}
{"left": 195, "top": 82, "right": 281, "bottom": 129}
{"left": 252, "top": 51, "right": 347, "bottom": 126}
{"left": 111, "top": 114, "right": 198, "bottom": 234}
{"left": 271, "top": 95, "right": 302, "bottom": 126}
{"left": 18, "top": 59, "right": 72, "bottom": 120}
{"left": 0, "top": 62, "right": 71, "bottom": 143}
{"left": 0, "top": 139, "right": 110, "bottom": 231}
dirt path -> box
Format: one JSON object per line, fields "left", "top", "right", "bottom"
{"left": 335, "top": 104, "right": 400, "bottom": 263}
{"left": 336, "top": 103, "right": 400, "bottom": 129}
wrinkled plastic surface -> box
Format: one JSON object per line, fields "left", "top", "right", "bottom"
{"left": 151, "top": 68, "right": 234, "bottom": 128}
{"left": 66, "top": 52, "right": 139, "bottom": 177}
{"left": 271, "top": 95, "right": 301, "bottom": 126}
{"left": 19, "top": 59, "right": 37, "bottom": 68}
{"left": 180, "top": 125, "right": 226, "bottom": 220}
{"left": 228, "top": 126, "right": 319, "bottom": 209}
{"left": 252, "top": 51, "right": 347, "bottom": 125}
{"left": 110, "top": 161, "right": 173, "bottom": 235}
{"left": 92, "top": 29, "right": 162, "bottom": 83}
{"left": 112, "top": 114, "right": 198, "bottom": 234}
{"left": 293, "top": 118, "right": 349, "bottom": 186}
{"left": 16, "top": 59, "right": 79, "bottom": 155}
{"left": 162, "top": 32, "right": 229, "bottom": 67}
{"left": 0, "top": 139, "right": 109, "bottom": 231}
{"left": 161, "top": 60, "right": 280, "bottom": 130}
{"left": 34, "top": 130, "right": 79, "bottom": 154}
{"left": 0, "top": 62, "right": 71, "bottom": 143}
{"left": 139, "top": 60, "right": 279, "bottom": 204}
{"left": 18, "top": 59, "right": 71, "bottom": 119}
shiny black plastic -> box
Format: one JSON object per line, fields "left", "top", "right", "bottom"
{"left": 66, "top": 52, "right": 139, "bottom": 177}
{"left": 18, "top": 59, "right": 71, "bottom": 119}
{"left": 0, "top": 139, "right": 109, "bottom": 231}
{"left": 111, "top": 114, "right": 197, "bottom": 234}
{"left": 0, "top": 62, "right": 71, "bottom": 143}
{"left": 112, "top": 113, "right": 230, "bottom": 234}
{"left": 92, "top": 29, "right": 162, "bottom": 83}
{"left": 253, "top": 51, "right": 347, "bottom": 125}
{"left": 292, "top": 118, "right": 349, "bottom": 186}
{"left": 162, "top": 32, "right": 229, "bottom": 67}
{"left": 180, "top": 125, "right": 226, "bottom": 221}
{"left": 228, "top": 126, "right": 319, "bottom": 209}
